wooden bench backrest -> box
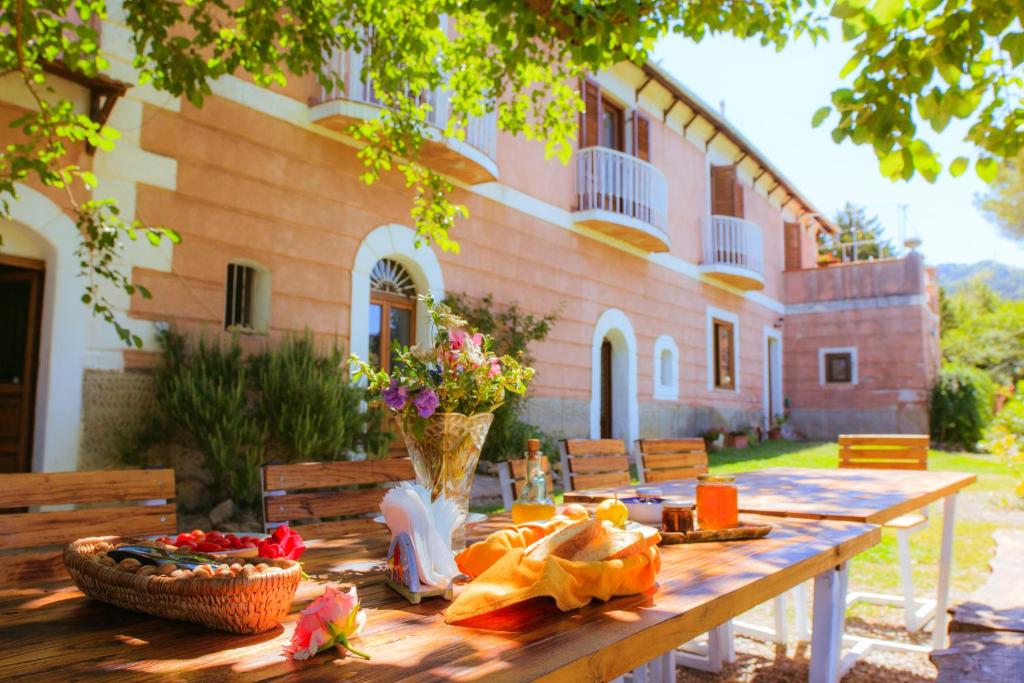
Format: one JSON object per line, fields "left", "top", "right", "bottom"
{"left": 0, "top": 469, "right": 176, "bottom": 586}
{"left": 838, "top": 434, "right": 929, "bottom": 471}
{"left": 561, "top": 439, "right": 631, "bottom": 492}
{"left": 497, "top": 456, "right": 554, "bottom": 510}
{"left": 637, "top": 438, "right": 708, "bottom": 483}
{"left": 262, "top": 458, "right": 415, "bottom": 540}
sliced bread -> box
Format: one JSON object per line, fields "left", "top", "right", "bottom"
{"left": 571, "top": 529, "right": 646, "bottom": 562}
{"left": 525, "top": 518, "right": 605, "bottom": 561}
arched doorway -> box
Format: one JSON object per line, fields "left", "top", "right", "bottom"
{"left": 0, "top": 255, "right": 43, "bottom": 472}
{"left": 590, "top": 309, "right": 638, "bottom": 445}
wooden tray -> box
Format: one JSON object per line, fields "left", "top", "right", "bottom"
{"left": 659, "top": 522, "right": 772, "bottom": 545}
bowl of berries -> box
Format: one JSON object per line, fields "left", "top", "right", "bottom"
{"left": 152, "top": 530, "right": 268, "bottom": 558}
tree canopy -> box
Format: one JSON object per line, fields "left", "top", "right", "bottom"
{"left": 978, "top": 150, "right": 1024, "bottom": 241}
{"left": 821, "top": 201, "right": 896, "bottom": 261}
{"left": 2, "top": 1, "right": 1024, "bottom": 345}
{"left": 941, "top": 280, "right": 1024, "bottom": 386}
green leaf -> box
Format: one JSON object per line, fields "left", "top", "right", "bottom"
{"left": 976, "top": 157, "right": 999, "bottom": 184}
{"left": 880, "top": 149, "right": 904, "bottom": 177}
{"left": 811, "top": 106, "right": 831, "bottom": 128}
{"left": 949, "top": 157, "right": 969, "bottom": 177}
{"left": 1001, "top": 33, "right": 1024, "bottom": 67}
{"left": 870, "top": 0, "right": 904, "bottom": 23}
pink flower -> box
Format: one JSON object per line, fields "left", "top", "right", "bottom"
{"left": 285, "top": 586, "right": 369, "bottom": 661}
{"left": 471, "top": 333, "right": 483, "bottom": 347}
{"left": 488, "top": 359, "right": 501, "bottom": 378}
{"left": 450, "top": 329, "right": 467, "bottom": 351}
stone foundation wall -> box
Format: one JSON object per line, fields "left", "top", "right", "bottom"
{"left": 79, "top": 369, "right": 158, "bottom": 470}
{"left": 788, "top": 406, "right": 929, "bottom": 440}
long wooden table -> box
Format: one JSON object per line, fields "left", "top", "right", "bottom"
{"left": 564, "top": 466, "right": 978, "bottom": 677}
{"left": 0, "top": 515, "right": 878, "bottom": 682}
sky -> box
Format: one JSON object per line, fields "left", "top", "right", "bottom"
{"left": 653, "top": 32, "right": 1024, "bottom": 268}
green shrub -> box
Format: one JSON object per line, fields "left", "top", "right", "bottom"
{"left": 930, "top": 363, "right": 995, "bottom": 450}
{"left": 252, "top": 333, "right": 392, "bottom": 461}
{"left": 444, "top": 293, "right": 559, "bottom": 462}
{"left": 982, "top": 383, "right": 1024, "bottom": 496}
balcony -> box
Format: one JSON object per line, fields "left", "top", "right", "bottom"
{"left": 572, "top": 147, "right": 670, "bottom": 252}
{"left": 699, "top": 215, "right": 765, "bottom": 290}
{"left": 310, "top": 48, "right": 498, "bottom": 184}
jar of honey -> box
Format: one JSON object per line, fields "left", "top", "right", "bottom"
{"left": 662, "top": 503, "right": 695, "bottom": 533}
{"left": 696, "top": 474, "right": 738, "bottom": 530}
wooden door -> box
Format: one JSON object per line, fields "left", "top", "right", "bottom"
{"left": 0, "top": 263, "right": 43, "bottom": 473}
{"left": 600, "top": 339, "right": 613, "bottom": 439}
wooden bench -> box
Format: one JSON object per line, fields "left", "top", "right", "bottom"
{"left": 560, "top": 439, "right": 631, "bottom": 492}
{"left": 0, "top": 468, "right": 176, "bottom": 586}
{"left": 497, "top": 456, "right": 554, "bottom": 510}
{"left": 839, "top": 433, "right": 933, "bottom": 631}
{"left": 261, "top": 458, "right": 415, "bottom": 542}
{"left": 637, "top": 438, "right": 708, "bottom": 484}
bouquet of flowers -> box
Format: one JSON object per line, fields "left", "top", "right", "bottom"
{"left": 350, "top": 295, "right": 534, "bottom": 430}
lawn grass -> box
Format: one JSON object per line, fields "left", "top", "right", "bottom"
{"left": 709, "top": 440, "right": 1021, "bottom": 607}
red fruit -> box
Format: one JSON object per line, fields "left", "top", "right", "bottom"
{"left": 176, "top": 540, "right": 195, "bottom": 550}
{"left": 175, "top": 533, "right": 192, "bottom": 545}
{"left": 228, "top": 537, "right": 242, "bottom": 549}
{"left": 241, "top": 541, "right": 257, "bottom": 549}
{"left": 206, "top": 530, "right": 223, "bottom": 541}
{"left": 190, "top": 529, "right": 205, "bottom": 538}
{"left": 224, "top": 533, "right": 238, "bottom": 543}
{"left": 195, "top": 541, "right": 220, "bottom": 552}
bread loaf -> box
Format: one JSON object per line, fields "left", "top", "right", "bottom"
{"left": 524, "top": 518, "right": 604, "bottom": 561}
{"left": 571, "top": 530, "right": 646, "bottom": 562}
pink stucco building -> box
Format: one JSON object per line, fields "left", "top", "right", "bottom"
{"left": 0, "top": 12, "right": 940, "bottom": 473}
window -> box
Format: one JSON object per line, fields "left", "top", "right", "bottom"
{"left": 369, "top": 259, "right": 417, "bottom": 372}
{"left": 601, "top": 100, "right": 624, "bottom": 152}
{"left": 710, "top": 165, "right": 744, "bottom": 218}
{"left": 713, "top": 320, "right": 735, "bottom": 390}
{"left": 652, "top": 334, "right": 679, "bottom": 401}
{"left": 819, "top": 347, "right": 858, "bottom": 385}
{"left": 580, "top": 79, "right": 628, "bottom": 152}
{"left": 224, "top": 262, "right": 270, "bottom": 333}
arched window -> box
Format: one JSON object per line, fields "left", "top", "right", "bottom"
{"left": 652, "top": 334, "right": 680, "bottom": 401}
{"left": 224, "top": 260, "right": 270, "bottom": 333}
{"left": 369, "top": 258, "right": 417, "bottom": 371}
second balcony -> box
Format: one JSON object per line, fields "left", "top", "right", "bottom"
{"left": 572, "top": 146, "right": 670, "bottom": 253}
{"left": 699, "top": 215, "right": 765, "bottom": 290}
{"left": 310, "top": 49, "right": 498, "bottom": 184}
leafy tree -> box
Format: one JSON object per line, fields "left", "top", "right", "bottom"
{"left": 978, "top": 151, "right": 1024, "bottom": 242}
{"left": 820, "top": 202, "right": 895, "bottom": 261}
{"left": 3, "top": 1, "right": 1024, "bottom": 346}
{"left": 942, "top": 279, "right": 1024, "bottom": 385}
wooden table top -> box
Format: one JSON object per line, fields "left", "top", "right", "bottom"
{"left": 563, "top": 467, "right": 977, "bottom": 524}
{"left": 0, "top": 515, "right": 879, "bottom": 682}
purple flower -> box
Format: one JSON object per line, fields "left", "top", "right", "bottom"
{"left": 382, "top": 380, "right": 409, "bottom": 411}
{"left": 413, "top": 388, "right": 440, "bottom": 418}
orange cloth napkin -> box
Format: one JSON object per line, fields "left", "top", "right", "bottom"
{"left": 455, "top": 519, "right": 573, "bottom": 579}
{"left": 445, "top": 523, "right": 661, "bottom": 624}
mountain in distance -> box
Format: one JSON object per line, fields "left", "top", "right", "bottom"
{"left": 936, "top": 260, "right": 1024, "bottom": 300}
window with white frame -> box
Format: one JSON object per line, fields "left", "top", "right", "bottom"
{"left": 224, "top": 261, "right": 270, "bottom": 333}
{"left": 706, "top": 306, "right": 740, "bottom": 392}
{"left": 819, "top": 346, "right": 858, "bottom": 385}
{"left": 652, "top": 334, "right": 679, "bottom": 400}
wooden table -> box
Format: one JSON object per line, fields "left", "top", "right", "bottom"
{"left": 0, "top": 516, "right": 878, "bottom": 682}
{"left": 564, "top": 466, "right": 978, "bottom": 676}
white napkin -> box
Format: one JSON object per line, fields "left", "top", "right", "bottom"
{"left": 380, "top": 482, "right": 462, "bottom": 588}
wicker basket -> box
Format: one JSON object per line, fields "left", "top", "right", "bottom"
{"left": 63, "top": 536, "right": 302, "bottom": 634}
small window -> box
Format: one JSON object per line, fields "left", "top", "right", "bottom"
{"left": 660, "top": 349, "right": 673, "bottom": 386}
{"left": 713, "top": 319, "right": 735, "bottom": 390}
{"left": 369, "top": 259, "right": 417, "bottom": 372}
{"left": 224, "top": 261, "right": 270, "bottom": 333}
{"left": 653, "top": 334, "right": 679, "bottom": 401}
{"left": 825, "top": 352, "right": 853, "bottom": 384}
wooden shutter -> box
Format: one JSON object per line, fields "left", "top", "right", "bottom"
{"left": 784, "top": 221, "right": 802, "bottom": 271}
{"left": 580, "top": 78, "right": 601, "bottom": 149}
{"left": 633, "top": 110, "right": 650, "bottom": 162}
{"left": 711, "top": 165, "right": 744, "bottom": 218}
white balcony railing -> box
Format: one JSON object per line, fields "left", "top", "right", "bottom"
{"left": 702, "top": 215, "right": 764, "bottom": 275}
{"left": 318, "top": 47, "right": 497, "bottom": 161}
{"left": 575, "top": 146, "right": 668, "bottom": 230}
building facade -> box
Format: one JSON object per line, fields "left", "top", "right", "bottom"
{"left": 0, "top": 8, "right": 940, "bottom": 474}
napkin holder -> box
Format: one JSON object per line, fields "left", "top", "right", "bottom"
{"left": 384, "top": 532, "right": 453, "bottom": 604}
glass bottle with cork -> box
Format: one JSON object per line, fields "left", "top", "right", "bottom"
{"left": 510, "top": 438, "right": 556, "bottom": 524}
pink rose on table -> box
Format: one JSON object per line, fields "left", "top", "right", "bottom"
{"left": 285, "top": 585, "right": 369, "bottom": 661}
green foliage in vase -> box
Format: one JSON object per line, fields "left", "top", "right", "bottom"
{"left": 445, "top": 293, "right": 560, "bottom": 462}
{"left": 930, "top": 363, "right": 995, "bottom": 451}
{"left": 5, "top": 1, "right": 1023, "bottom": 346}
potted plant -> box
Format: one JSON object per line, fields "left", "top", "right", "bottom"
{"left": 351, "top": 295, "right": 534, "bottom": 547}
{"left": 728, "top": 427, "right": 751, "bottom": 449}
{"left": 701, "top": 427, "right": 726, "bottom": 452}
{"left": 768, "top": 414, "right": 787, "bottom": 440}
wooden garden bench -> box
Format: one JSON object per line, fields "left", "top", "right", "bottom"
{"left": 559, "top": 439, "right": 631, "bottom": 492}
{"left": 637, "top": 438, "right": 708, "bottom": 484}
{"left": 260, "top": 458, "right": 415, "bottom": 544}
{"left": 497, "top": 455, "right": 554, "bottom": 510}
{"left": 0, "top": 468, "right": 176, "bottom": 586}
{"left": 839, "top": 433, "right": 934, "bottom": 631}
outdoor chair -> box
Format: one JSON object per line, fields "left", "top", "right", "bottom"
{"left": 559, "top": 438, "right": 632, "bottom": 492}
{"left": 636, "top": 438, "right": 708, "bottom": 484}
{"left": 0, "top": 468, "right": 176, "bottom": 586}
{"left": 497, "top": 455, "right": 554, "bottom": 511}
{"left": 839, "top": 434, "right": 935, "bottom": 631}
{"left": 260, "top": 458, "right": 415, "bottom": 549}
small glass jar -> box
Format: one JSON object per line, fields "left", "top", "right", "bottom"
{"left": 662, "top": 503, "right": 695, "bottom": 533}
{"left": 696, "top": 474, "right": 738, "bottom": 530}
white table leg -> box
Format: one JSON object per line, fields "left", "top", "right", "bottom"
{"left": 932, "top": 493, "right": 957, "bottom": 650}
{"left": 794, "top": 581, "right": 811, "bottom": 641}
{"left": 810, "top": 563, "right": 849, "bottom": 683}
